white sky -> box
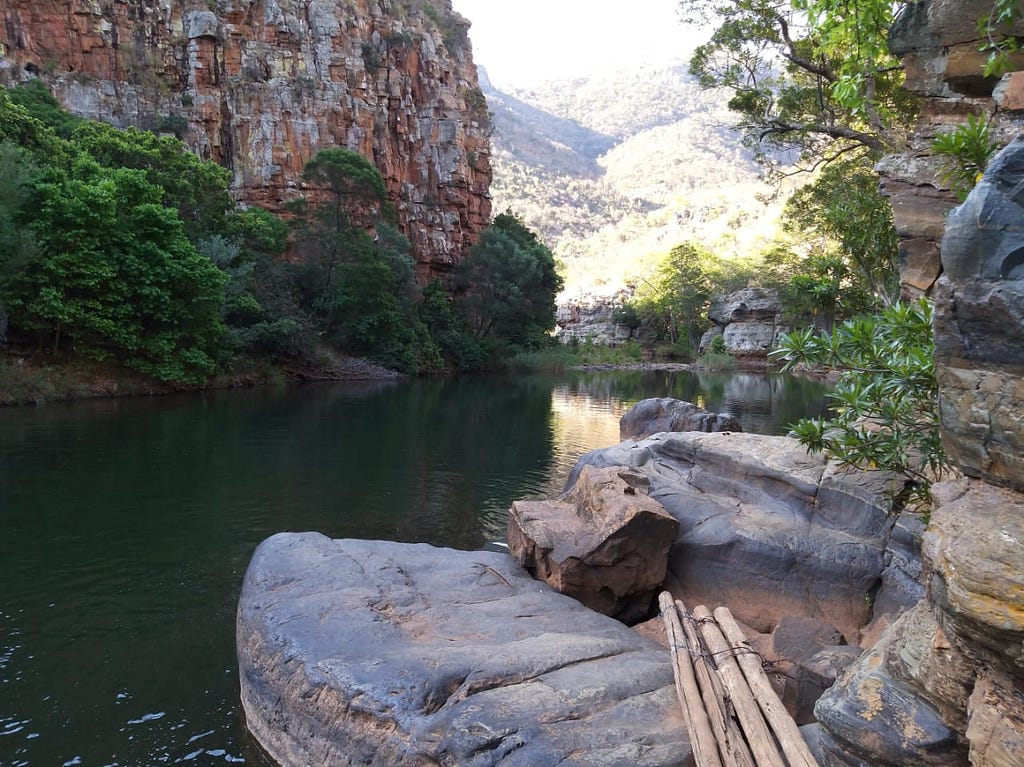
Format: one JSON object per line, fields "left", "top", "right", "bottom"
{"left": 449, "top": 1, "right": 711, "bottom": 88}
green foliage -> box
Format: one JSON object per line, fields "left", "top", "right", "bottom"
{"left": 70, "top": 121, "right": 235, "bottom": 240}
{"left": 697, "top": 350, "right": 736, "bottom": 371}
{"left": 458, "top": 211, "right": 564, "bottom": 351}
{"left": 780, "top": 154, "right": 898, "bottom": 318}
{"left": 511, "top": 340, "right": 645, "bottom": 371}
{"left": 932, "top": 115, "right": 1000, "bottom": 201}
{"left": 684, "top": 0, "right": 917, "bottom": 169}
{"left": 2, "top": 157, "right": 226, "bottom": 383}
{"left": 979, "top": 0, "right": 1024, "bottom": 77}
{"left": 0, "top": 87, "right": 69, "bottom": 162}
{"left": 8, "top": 80, "right": 83, "bottom": 138}
{"left": 623, "top": 242, "right": 755, "bottom": 351}
{"left": 771, "top": 299, "right": 946, "bottom": 507}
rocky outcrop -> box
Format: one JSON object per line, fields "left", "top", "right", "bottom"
{"left": 0, "top": 0, "right": 492, "bottom": 279}
{"left": 619, "top": 398, "right": 742, "bottom": 441}
{"left": 237, "top": 532, "right": 689, "bottom": 767}
{"left": 568, "top": 431, "right": 921, "bottom": 644}
{"left": 701, "top": 287, "right": 786, "bottom": 356}
{"left": 555, "top": 290, "right": 634, "bottom": 346}
{"left": 933, "top": 138, "right": 1024, "bottom": 492}
{"left": 507, "top": 465, "right": 679, "bottom": 623}
{"left": 881, "top": 0, "right": 1024, "bottom": 299}
{"left": 811, "top": 10, "right": 1024, "bottom": 762}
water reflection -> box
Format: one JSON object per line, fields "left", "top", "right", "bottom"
{"left": 0, "top": 370, "right": 827, "bottom": 766}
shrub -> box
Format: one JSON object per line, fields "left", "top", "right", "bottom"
{"left": 771, "top": 299, "right": 946, "bottom": 508}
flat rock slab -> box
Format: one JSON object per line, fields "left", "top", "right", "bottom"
{"left": 237, "top": 533, "right": 690, "bottom": 767}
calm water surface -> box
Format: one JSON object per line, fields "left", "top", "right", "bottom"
{"left": 0, "top": 369, "right": 828, "bottom": 766}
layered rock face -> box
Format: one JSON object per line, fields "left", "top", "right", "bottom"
{"left": 881, "top": 0, "right": 1024, "bottom": 299}
{"left": 555, "top": 290, "right": 635, "bottom": 346}
{"left": 934, "top": 138, "right": 1024, "bottom": 491}
{"left": 701, "top": 287, "right": 787, "bottom": 356}
{"left": 0, "top": 0, "right": 492, "bottom": 279}
{"left": 567, "top": 431, "right": 921, "bottom": 645}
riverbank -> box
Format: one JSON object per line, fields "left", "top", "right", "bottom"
{"left": 0, "top": 352, "right": 401, "bottom": 406}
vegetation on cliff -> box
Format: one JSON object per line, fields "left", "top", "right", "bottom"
{"left": 0, "top": 83, "right": 559, "bottom": 396}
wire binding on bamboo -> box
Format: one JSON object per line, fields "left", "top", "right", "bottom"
{"left": 658, "top": 591, "right": 820, "bottom": 767}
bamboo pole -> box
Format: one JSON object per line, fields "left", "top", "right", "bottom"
{"left": 678, "top": 601, "right": 756, "bottom": 767}
{"left": 676, "top": 600, "right": 756, "bottom": 767}
{"left": 659, "top": 592, "right": 724, "bottom": 767}
{"left": 693, "top": 606, "right": 787, "bottom": 767}
{"left": 714, "top": 607, "right": 820, "bottom": 767}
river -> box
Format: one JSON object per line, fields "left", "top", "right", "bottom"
{"left": 0, "top": 369, "right": 828, "bottom": 766}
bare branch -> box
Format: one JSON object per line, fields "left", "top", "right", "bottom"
{"left": 775, "top": 12, "right": 836, "bottom": 82}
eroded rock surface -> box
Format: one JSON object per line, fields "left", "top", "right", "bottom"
{"left": 933, "top": 138, "right": 1024, "bottom": 492}
{"left": 507, "top": 465, "right": 679, "bottom": 623}
{"left": 237, "top": 532, "right": 690, "bottom": 767}
{"left": 567, "top": 432, "right": 920, "bottom": 643}
{"left": 619, "top": 398, "right": 742, "bottom": 441}
{"left": 702, "top": 287, "right": 787, "bottom": 356}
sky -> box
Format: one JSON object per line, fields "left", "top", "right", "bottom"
{"left": 448, "top": 0, "right": 711, "bottom": 88}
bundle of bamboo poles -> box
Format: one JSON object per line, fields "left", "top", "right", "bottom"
{"left": 658, "top": 591, "right": 819, "bottom": 767}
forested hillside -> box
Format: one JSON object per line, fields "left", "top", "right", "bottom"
{"left": 483, "top": 65, "right": 792, "bottom": 295}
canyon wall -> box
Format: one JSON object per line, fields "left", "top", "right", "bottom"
{"left": 812, "top": 2, "right": 1024, "bottom": 765}
{"left": 0, "top": 0, "right": 492, "bottom": 280}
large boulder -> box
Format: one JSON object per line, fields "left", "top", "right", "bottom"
{"left": 619, "top": 398, "right": 742, "bottom": 441}
{"left": 704, "top": 287, "right": 787, "bottom": 356}
{"left": 934, "top": 137, "right": 1024, "bottom": 493}
{"left": 507, "top": 465, "right": 679, "bottom": 623}
{"left": 568, "top": 432, "right": 918, "bottom": 643}
{"left": 811, "top": 602, "right": 973, "bottom": 767}
{"left": 237, "top": 533, "right": 690, "bottom": 767}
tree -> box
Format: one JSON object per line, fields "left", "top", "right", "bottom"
{"left": 70, "top": 121, "right": 235, "bottom": 240}
{"left": 625, "top": 242, "right": 754, "bottom": 353}
{"left": 458, "top": 211, "right": 563, "bottom": 350}
{"left": 290, "top": 148, "right": 443, "bottom": 371}
{"left": 684, "top": 0, "right": 917, "bottom": 171}
{"left": 774, "top": 152, "right": 899, "bottom": 324}
{"left": 772, "top": 299, "right": 946, "bottom": 508}
{"left": 1, "top": 157, "right": 226, "bottom": 382}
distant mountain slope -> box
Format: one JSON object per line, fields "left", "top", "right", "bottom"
{"left": 483, "top": 65, "right": 789, "bottom": 296}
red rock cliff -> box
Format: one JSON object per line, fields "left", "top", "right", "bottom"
{"left": 0, "top": 0, "right": 492, "bottom": 281}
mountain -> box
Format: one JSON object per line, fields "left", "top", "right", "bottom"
{"left": 482, "top": 65, "right": 789, "bottom": 297}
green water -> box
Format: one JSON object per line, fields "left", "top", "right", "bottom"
{"left": 0, "top": 369, "right": 828, "bottom": 766}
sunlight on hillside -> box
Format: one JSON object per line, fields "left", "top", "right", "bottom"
{"left": 486, "top": 65, "right": 801, "bottom": 299}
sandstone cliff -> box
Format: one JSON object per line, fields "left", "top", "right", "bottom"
{"left": 0, "top": 0, "right": 492, "bottom": 280}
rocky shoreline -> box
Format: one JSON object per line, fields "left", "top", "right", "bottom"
{"left": 236, "top": 399, "right": 927, "bottom": 765}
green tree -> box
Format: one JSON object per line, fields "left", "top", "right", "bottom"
{"left": 775, "top": 153, "right": 898, "bottom": 324}
{"left": 626, "top": 242, "right": 753, "bottom": 352}
{"left": 458, "top": 211, "right": 563, "bottom": 350}
{"left": 684, "top": 0, "right": 917, "bottom": 169}
{"left": 291, "top": 148, "right": 441, "bottom": 371}
{"left": 70, "top": 121, "right": 235, "bottom": 240}
{"left": 8, "top": 80, "right": 83, "bottom": 138}
{"left": 1, "top": 157, "right": 226, "bottom": 382}
{"left": 772, "top": 299, "right": 946, "bottom": 507}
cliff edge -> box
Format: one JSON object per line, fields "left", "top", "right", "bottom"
{"left": 0, "top": 0, "right": 492, "bottom": 280}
